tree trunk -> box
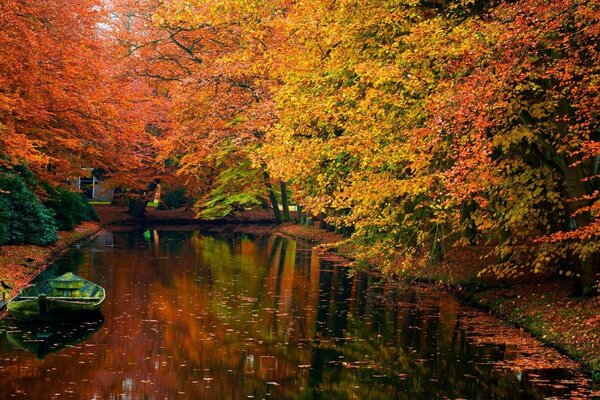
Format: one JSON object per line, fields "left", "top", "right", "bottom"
{"left": 280, "top": 181, "right": 291, "bottom": 222}
{"left": 496, "top": 228, "right": 511, "bottom": 264}
{"left": 318, "top": 213, "right": 327, "bottom": 230}
{"left": 263, "top": 172, "right": 282, "bottom": 224}
{"left": 127, "top": 198, "right": 148, "bottom": 218}
{"left": 126, "top": 181, "right": 158, "bottom": 218}
{"left": 305, "top": 214, "right": 313, "bottom": 226}
{"left": 430, "top": 223, "right": 446, "bottom": 263}
{"left": 576, "top": 254, "right": 599, "bottom": 296}
{"left": 296, "top": 204, "right": 303, "bottom": 224}
{"left": 562, "top": 158, "right": 597, "bottom": 295}
{"left": 260, "top": 198, "right": 270, "bottom": 210}
{"left": 460, "top": 200, "right": 478, "bottom": 245}
{"left": 111, "top": 187, "right": 124, "bottom": 206}
{"left": 553, "top": 97, "right": 598, "bottom": 295}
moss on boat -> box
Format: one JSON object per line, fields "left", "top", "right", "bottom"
{"left": 7, "top": 272, "right": 105, "bottom": 321}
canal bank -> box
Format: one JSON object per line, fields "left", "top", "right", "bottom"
{"left": 0, "top": 221, "right": 103, "bottom": 312}
{"left": 1, "top": 205, "right": 597, "bottom": 388}
{"left": 0, "top": 206, "right": 274, "bottom": 314}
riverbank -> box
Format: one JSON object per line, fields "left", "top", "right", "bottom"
{"left": 0, "top": 221, "right": 102, "bottom": 311}
{"left": 105, "top": 207, "right": 598, "bottom": 381}
{"left": 276, "top": 222, "right": 600, "bottom": 382}
{"left": 2, "top": 227, "right": 596, "bottom": 398}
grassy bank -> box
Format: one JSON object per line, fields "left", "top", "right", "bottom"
{"left": 0, "top": 221, "right": 102, "bottom": 310}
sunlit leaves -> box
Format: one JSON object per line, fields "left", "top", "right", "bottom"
{"left": 260, "top": 0, "right": 599, "bottom": 286}
{"left": 59, "top": 0, "right": 600, "bottom": 289}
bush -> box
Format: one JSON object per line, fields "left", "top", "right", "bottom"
{"left": 197, "top": 160, "right": 266, "bottom": 220}
{"left": 158, "top": 186, "right": 187, "bottom": 210}
{"left": 43, "top": 185, "right": 99, "bottom": 231}
{"left": 0, "top": 197, "right": 10, "bottom": 245}
{"left": 0, "top": 172, "right": 58, "bottom": 246}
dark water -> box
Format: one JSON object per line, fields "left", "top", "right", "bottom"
{"left": 0, "top": 229, "right": 595, "bottom": 399}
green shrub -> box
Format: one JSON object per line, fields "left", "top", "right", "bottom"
{"left": 0, "top": 172, "right": 58, "bottom": 246}
{"left": 43, "top": 185, "right": 99, "bottom": 231}
{"left": 0, "top": 197, "right": 10, "bottom": 245}
{"left": 158, "top": 186, "right": 187, "bottom": 210}
{"left": 197, "top": 160, "right": 266, "bottom": 220}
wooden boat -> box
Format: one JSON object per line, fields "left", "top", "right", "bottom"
{"left": 7, "top": 272, "right": 105, "bottom": 321}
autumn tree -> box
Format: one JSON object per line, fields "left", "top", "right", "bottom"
{"left": 0, "top": 0, "right": 158, "bottom": 199}
{"left": 263, "top": 0, "right": 598, "bottom": 292}
{"left": 264, "top": 0, "right": 473, "bottom": 270}
{"left": 428, "top": 0, "right": 600, "bottom": 294}
{"left": 112, "top": 0, "right": 297, "bottom": 222}
{"left": 100, "top": 0, "right": 599, "bottom": 293}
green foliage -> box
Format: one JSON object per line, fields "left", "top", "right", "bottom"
{"left": 158, "top": 186, "right": 187, "bottom": 210}
{"left": 200, "top": 192, "right": 262, "bottom": 220}
{"left": 43, "top": 185, "right": 99, "bottom": 231}
{"left": 198, "top": 160, "right": 266, "bottom": 220}
{"left": 0, "top": 171, "right": 58, "bottom": 246}
{"left": 0, "top": 197, "right": 10, "bottom": 245}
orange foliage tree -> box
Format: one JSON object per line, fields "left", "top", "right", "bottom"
{"left": 429, "top": 0, "right": 600, "bottom": 294}
{"left": 113, "top": 0, "right": 293, "bottom": 221}
{"left": 0, "top": 0, "right": 157, "bottom": 189}
{"left": 3, "top": 0, "right": 597, "bottom": 293}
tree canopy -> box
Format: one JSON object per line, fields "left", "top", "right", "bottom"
{"left": 0, "top": 0, "right": 598, "bottom": 293}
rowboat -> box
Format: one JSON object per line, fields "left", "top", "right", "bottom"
{"left": 7, "top": 272, "right": 105, "bottom": 321}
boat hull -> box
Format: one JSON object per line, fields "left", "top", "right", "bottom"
{"left": 6, "top": 315, "right": 105, "bottom": 358}
{"left": 8, "top": 297, "right": 105, "bottom": 321}
{"left": 7, "top": 273, "right": 105, "bottom": 321}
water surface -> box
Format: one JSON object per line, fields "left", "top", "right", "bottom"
{"left": 0, "top": 229, "right": 595, "bottom": 399}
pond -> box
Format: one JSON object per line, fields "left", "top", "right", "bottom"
{"left": 0, "top": 229, "right": 596, "bottom": 399}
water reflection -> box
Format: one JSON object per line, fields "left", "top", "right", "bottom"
{"left": 4, "top": 316, "right": 104, "bottom": 359}
{"left": 0, "top": 229, "right": 595, "bottom": 399}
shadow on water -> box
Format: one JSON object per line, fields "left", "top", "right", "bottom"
{"left": 1, "top": 314, "right": 104, "bottom": 359}
{"left": 0, "top": 229, "right": 596, "bottom": 399}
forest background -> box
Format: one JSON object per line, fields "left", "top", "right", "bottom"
{"left": 0, "top": 1, "right": 598, "bottom": 296}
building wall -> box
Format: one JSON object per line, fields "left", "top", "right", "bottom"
{"left": 93, "top": 179, "right": 114, "bottom": 202}
{"left": 69, "top": 172, "right": 114, "bottom": 202}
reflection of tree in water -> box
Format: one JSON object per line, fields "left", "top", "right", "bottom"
{"left": 146, "top": 230, "right": 191, "bottom": 288}
{"left": 4, "top": 315, "right": 104, "bottom": 359}
{"left": 296, "top": 277, "right": 545, "bottom": 400}
{"left": 33, "top": 248, "right": 86, "bottom": 283}
{"left": 151, "top": 230, "right": 188, "bottom": 253}
{"left": 189, "top": 235, "right": 558, "bottom": 399}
